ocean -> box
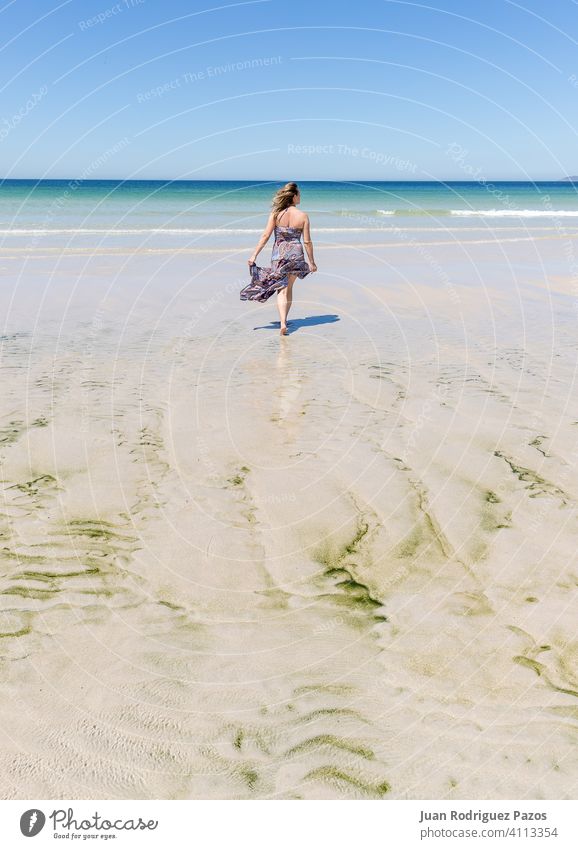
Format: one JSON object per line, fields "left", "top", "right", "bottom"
{"left": 1, "top": 180, "right": 578, "bottom": 243}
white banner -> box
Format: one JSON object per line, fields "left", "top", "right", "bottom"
{"left": 0, "top": 800, "right": 575, "bottom": 848}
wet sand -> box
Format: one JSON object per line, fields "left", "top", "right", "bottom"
{"left": 1, "top": 231, "right": 577, "bottom": 799}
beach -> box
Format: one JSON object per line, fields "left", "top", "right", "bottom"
{"left": 1, "top": 181, "right": 577, "bottom": 799}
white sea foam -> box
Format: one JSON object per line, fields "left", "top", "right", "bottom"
{"left": 450, "top": 209, "right": 578, "bottom": 218}
{"left": 0, "top": 227, "right": 263, "bottom": 236}
{"left": 0, "top": 226, "right": 403, "bottom": 236}
{"left": 373, "top": 208, "right": 578, "bottom": 218}
{"left": 1, "top": 220, "right": 577, "bottom": 239}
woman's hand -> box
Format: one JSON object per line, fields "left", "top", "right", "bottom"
{"left": 248, "top": 256, "right": 256, "bottom": 267}
{"left": 309, "top": 262, "right": 318, "bottom": 273}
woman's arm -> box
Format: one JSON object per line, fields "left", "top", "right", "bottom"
{"left": 248, "top": 213, "right": 276, "bottom": 265}
{"left": 302, "top": 215, "right": 317, "bottom": 272}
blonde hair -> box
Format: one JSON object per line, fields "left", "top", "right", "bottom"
{"left": 271, "top": 182, "right": 299, "bottom": 219}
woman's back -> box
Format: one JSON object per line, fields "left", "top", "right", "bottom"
{"left": 275, "top": 206, "right": 306, "bottom": 229}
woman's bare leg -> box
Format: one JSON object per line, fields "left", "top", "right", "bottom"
{"left": 276, "top": 275, "right": 296, "bottom": 335}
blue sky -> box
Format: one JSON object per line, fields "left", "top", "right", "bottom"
{"left": 1, "top": 0, "right": 578, "bottom": 180}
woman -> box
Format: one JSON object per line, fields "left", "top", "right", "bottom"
{"left": 240, "top": 182, "right": 317, "bottom": 335}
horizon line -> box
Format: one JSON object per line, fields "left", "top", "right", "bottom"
{"left": 1, "top": 177, "right": 576, "bottom": 184}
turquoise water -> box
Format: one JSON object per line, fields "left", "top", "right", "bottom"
{"left": 1, "top": 180, "right": 578, "bottom": 237}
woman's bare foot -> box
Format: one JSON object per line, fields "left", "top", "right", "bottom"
{"left": 280, "top": 324, "right": 288, "bottom": 336}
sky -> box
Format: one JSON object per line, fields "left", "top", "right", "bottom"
{"left": 1, "top": 0, "right": 578, "bottom": 181}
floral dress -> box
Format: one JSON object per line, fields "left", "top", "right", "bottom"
{"left": 240, "top": 225, "right": 311, "bottom": 302}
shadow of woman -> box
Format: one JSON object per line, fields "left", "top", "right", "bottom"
{"left": 253, "top": 314, "right": 340, "bottom": 333}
